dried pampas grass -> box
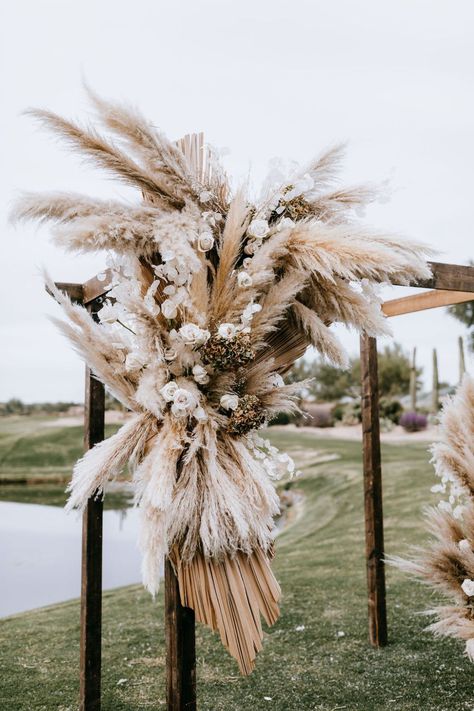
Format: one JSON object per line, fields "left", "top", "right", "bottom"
{"left": 389, "top": 375, "right": 474, "bottom": 661}
{"left": 13, "top": 89, "right": 433, "bottom": 674}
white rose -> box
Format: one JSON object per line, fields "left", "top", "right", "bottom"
{"left": 161, "top": 299, "right": 178, "bottom": 320}
{"left": 220, "top": 393, "right": 239, "bottom": 411}
{"left": 198, "top": 233, "right": 215, "bottom": 252}
{"left": 462, "top": 579, "right": 474, "bottom": 597}
{"left": 164, "top": 348, "right": 177, "bottom": 361}
{"left": 194, "top": 406, "right": 208, "bottom": 422}
{"left": 199, "top": 190, "right": 212, "bottom": 203}
{"left": 243, "top": 257, "right": 252, "bottom": 269}
{"left": 278, "top": 217, "right": 295, "bottom": 231}
{"left": 268, "top": 373, "right": 284, "bottom": 388}
{"left": 179, "top": 324, "right": 210, "bottom": 347}
{"left": 160, "top": 381, "right": 179, "bottom": 402}
{"left": 248, "top": 219, "right": 269, "bottom": 238}
{"left": 217, "top": 323, "right": 237, "bottom": 340}
{"left": 192, "top": 364, "right": 210, "bottom": 384}
{"left": 171, "top": 388, "right": 198, "bottom": 416}
{"left": 459, "top": 539, "right": 471, "bottom": 553}
{"left": 244, "top": 239, "right": 261, "bottom": 256}
{"left": 238, "top": 271, "right": 253, "bottom": 288}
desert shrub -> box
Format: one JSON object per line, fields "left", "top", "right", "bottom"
{"left": 379, "top": 397, "right": 403, "bottom": 424}
{"left": 400, "top": 411, "right": 428, "bottom": 432}
{"left": 341, "top": 400, "right": 362, "bottom": 425}
{"left": 379, "top": 417, "right": 395, "bottom": 433}
{"left": 269, "top": 411, "right": 294, "bottom": 426}
{"left": 302, "top": 404, "right": 334, "bottom": 428}
{"left": 331, "top": 402, "right": 346, "bottom": 421}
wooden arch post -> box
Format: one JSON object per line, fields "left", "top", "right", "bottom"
{"left": 53, "top": 277, "right": 196, "bottom": 711}
{"left": 360, "top": 262, "right": 474, "bottom": 647}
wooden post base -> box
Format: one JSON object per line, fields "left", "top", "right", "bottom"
{"left": 165, "top": 558, "right": 196, "bottom": 711}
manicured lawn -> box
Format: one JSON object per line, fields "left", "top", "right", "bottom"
{"left": 0, "top": 416, "right": 119, "bottom": 483}
{"left": 1, "top": 426, "right": 472, "bottom": 710}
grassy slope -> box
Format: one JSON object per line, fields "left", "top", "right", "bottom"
{"left": 1, "top": 429, "right": 473, "bottom": 710}
{"left": 0, "top": 417, "right": 119, "bottom": 483}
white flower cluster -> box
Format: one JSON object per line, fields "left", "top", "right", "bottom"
{"left": 430, "top": 458, "right": 467, "bottom": 520}
{"left": 220, "top": 393, "right": 239, "bottom": 411}
{"left": 217, "top": 301, "right": 262, "bottom": 340}
{"left": 166, "top": 323, "right": 210, "bottom": 371}
{"left": 244, "top": 218, "right": 270, "bottom": 257}
{"left": 160, "top": 380, "right": 207, "bottom": 421}
{"left": 153, "top": 224, "right": 203, "bottom": 321}
{"left": 247, "top": 432, "right": 299, "bottom": 481}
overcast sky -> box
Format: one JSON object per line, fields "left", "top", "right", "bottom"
{"left": 1, "top": 0, "right": 473, "bottom": 403}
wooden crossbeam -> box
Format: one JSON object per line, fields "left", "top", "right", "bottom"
{"left": 82, "top": 271, "right": 113, "bottom": 305}
{"left": 76, "top": 261, "right": 474, "bottom": 306}
{"left": 383, "top": 289, "right": 473, "bottom": 317}
{"left": 408, "top": 261, "right": 474, "bottom": 292}
{"left": 52, "top": 282, "right": 84, "bottom": 303}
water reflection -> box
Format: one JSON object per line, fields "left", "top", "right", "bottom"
{"left": 0, "top": 501, "right": 142, "bottom": 617}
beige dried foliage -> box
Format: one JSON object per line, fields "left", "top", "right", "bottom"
{"left": 13, "top": 91, "right": 435, "bottom": 675}
{"left": 390, "top": 375, "right": 474, "bottom": 662}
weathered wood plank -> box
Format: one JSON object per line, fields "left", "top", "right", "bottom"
{"left": 50, "top": 282, "right": 84, "bottom": 303}
{"left": 383, "top": 289, "right": 474, "bottom": 317}
{"left": 360, "top": 334, "right": 387, "bottom": 647}
{"left": 82, "top": 270, "right": 113, "bottom": 305}
{"left": 78, "top": 261, "right": 474, "bottom": 307}
{"left": 405, "top": 261, "right": 474, "bottom": 292}
{"left": 80, "top": 301, "right": 105, "bottom": 711}
{"left": 165, "top": 558, "right": 196, "bottom": 711}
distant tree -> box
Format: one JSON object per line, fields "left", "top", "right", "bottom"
{"left": 0, "top": 399, "right": 79, "bottom": 416}
{"left": 447, "top": 259, "right": 474, "bottom": 352}
{"left": 104, "top": 392, "right": 124, "bottom": 411}
{"left": 2, "top": 398, "right": 27, "bottom": 415}
{"left": 449, "top": 300, "right": 474, "bottom": 351}
{"left": 377, "top": 342, "right": 420, "bottom": 398}
{"left": 284, "top": 358, "right": 359, "bottom": 401}
{"left": 285, "top": 342, "right": 421, "bottom": 402}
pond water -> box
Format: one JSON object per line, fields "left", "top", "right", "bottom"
{"left": 0, "top": 500, "right": 142, "bottom": 618}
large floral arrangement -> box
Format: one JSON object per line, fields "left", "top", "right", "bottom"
{"left": 14, "top": 91, "right": 431, "bottom": 673}
{"left": 392, "top": 375, "right": 474, "bottom": 661}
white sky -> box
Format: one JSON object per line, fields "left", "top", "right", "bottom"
{"left": 1, "top": 0, "right": 473, "bottom": 402}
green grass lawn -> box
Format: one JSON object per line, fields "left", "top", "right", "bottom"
{"left": 1, "top": 425, "right": 473, "bottom": 710}
{"left": 0, "top": 416, "right": 119, "bottom": 483}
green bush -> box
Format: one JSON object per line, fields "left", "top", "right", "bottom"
{"left": 268, "top": 411, "right": 294, "bottom": 426}
{"left": 379, "top": 397, "right": 403, "bottom": 424}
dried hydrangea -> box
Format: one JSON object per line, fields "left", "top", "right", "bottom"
{"left": 200, "top": 333, "right": 254, "bottom": 371}
{"left": 226, "top": 394, "right": 266, "bottom": 436}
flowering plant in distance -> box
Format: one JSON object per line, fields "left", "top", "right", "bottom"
{"left": 13, "top": 89, "right": 431, "bottom": 674}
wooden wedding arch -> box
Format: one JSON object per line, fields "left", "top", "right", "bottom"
{"left": 53, "top": 260, "right": 474, "bottom": 710}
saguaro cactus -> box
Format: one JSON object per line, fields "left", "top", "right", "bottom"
{"left": 409, "top": 346, "right": 417, "bottom": 411}
{"left": 431, "top": 348, "right": 439, "bottom": 414}
{"left": 459, "top": 335, "right": 466, "bottom": 383}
